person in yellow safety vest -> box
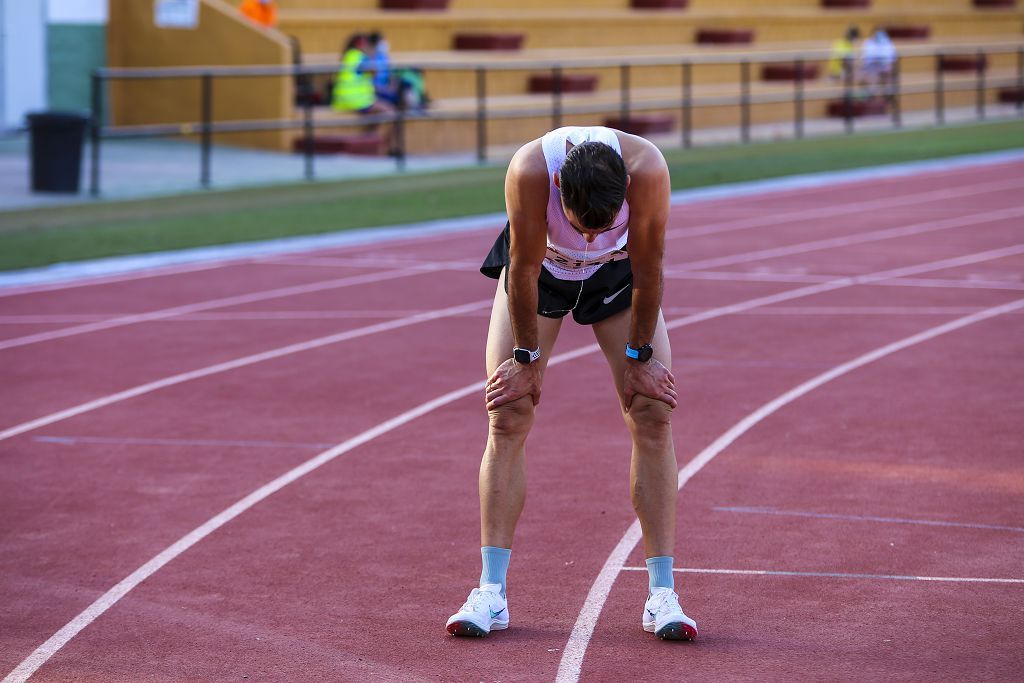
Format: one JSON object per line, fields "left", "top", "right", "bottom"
{"left": 331, "top": 33, "right": 396, "bottom": 155}
{"left": 827, "top": 25, "right": 860, "bottom": 81}
{"left": 333, "top": 33, "right": 390, "bottom": 114}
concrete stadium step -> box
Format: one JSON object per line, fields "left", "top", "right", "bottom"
{"left": 278, "top": 7, "right": 1024, "bottom": 53}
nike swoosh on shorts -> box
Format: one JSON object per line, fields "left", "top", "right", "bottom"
{"left": 603, "top": 284, "right": 630, "bottom": 305}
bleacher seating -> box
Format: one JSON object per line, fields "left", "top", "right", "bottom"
{"left": 246, "top": 1, "right": 1024, "bottom": 154}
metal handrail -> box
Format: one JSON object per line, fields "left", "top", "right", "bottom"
{"left": 88, "top": 42, "right": 1024, "bottom": 195}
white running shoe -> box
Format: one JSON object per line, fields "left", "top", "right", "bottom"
{"left": 445, "top": 583, "right": 509, "bottom": 637}
{"left": 642, "top": 587, "right": 698, "bottom": 641}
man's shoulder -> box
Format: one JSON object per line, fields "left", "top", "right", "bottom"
{"left": 507, "top": 139, "right": 548, "bottom": 182}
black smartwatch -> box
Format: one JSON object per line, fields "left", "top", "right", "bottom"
{"left": 513, "top": 346, "right": 541, "bottom": 364}
{"left": 625, "top": 343, "right": 653, "bottom": 363}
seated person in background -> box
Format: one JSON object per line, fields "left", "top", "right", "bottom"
{"left": 366, "top": 30, "right": 431, "bottom": 112}
{"left": 860, "top": 27, "right": 896, "bottom": 96}
{"left": 827, "top": 25, "right": 860, "bottom": 81}
{"left": 239, "top": 0, "right": 278, "bottom": 29}
{"left": 332, "top": 33, "right": 396, "bottom": 152}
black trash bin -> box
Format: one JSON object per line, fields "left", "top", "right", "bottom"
{"left": 27, "top": 111, "right": 89, "bottom": 193}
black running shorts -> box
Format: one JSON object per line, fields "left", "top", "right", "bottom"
{"left": 480, "top": 222, "right": 633, "bottom": 326}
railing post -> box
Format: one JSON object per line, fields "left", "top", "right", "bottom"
{"left": 936, "top": 53, "right": 945, "bottom": 125}
{"left": 740, "top": 60, "right": 750, "bottom": 143}
{"left": 476, "top": 67, "right": 487, "bottom": 164}
{"left": 1018, "top": 48, "right": 1023, "bottom": 115}
{"left": 976, "top": 49, "right": 986, "bottom": 121}
{"left": 620, "top": 63, "right": 631, "bottom": 123}
{"left": 394, "top": 104, "right": 406, "bottom": 172}
{"left": 89, "top": 71, "right": 102, "bottom": 197}
{"left": 552, "top": 65, "right": 562, "bottom": 130}
{"left": 681, "top": 61, "right": 692, "bottom": 148}
{"left": 842, "top": 58, "right": 854, "bottom": 134}
{"left": 200, "top": 72, "right": 212, "bottom": 188}
{"left": 302, "top": 69, "right": 315, "bottom": 181}
{"left": 794, "top": 58, "right": 804, "bottom": 139}
{"left": 891, "top": 55, "right": 901, "bottom": 129}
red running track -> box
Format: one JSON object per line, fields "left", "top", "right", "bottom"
{"left": 1, "top": 159, "right": 1023, "bottom": 682}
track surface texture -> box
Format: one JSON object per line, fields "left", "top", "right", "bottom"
{"left": 2, "top": 159, "right": 1023, "bottom": 682}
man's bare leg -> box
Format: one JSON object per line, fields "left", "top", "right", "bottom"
{"left": 480, "top": 269, "right": 562, "bottom": 549}
{"left": 593, "top": 307, "right": 696, "bottom": 639}
{"left": 592, "top": 307, "right": 677, "bottom": 558}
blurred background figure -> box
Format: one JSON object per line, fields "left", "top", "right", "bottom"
{"left": 367, "top": 31, "right": 394, "bottom": 103}
{"left": 367, "top": 30, "right": 431, "bottom": 112}
{"left": 860, "top": 27, "right": 897, "bottom": 96}
{"left": 827, "top": 25, "right": 860, "bottom": 82}
{"left": 238, "top": 0, "right": 278, "bottom": 29}
{"left": 332, "top": 33, "right": 393, "bottom": 116}
{"left": 332, "top": 32, "right": 396, "bottom": 152}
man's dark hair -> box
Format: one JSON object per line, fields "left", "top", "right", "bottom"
{"left": 558, "top": 141, "right": 628, "bottom": 230}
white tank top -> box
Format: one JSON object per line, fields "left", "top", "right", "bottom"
{"left": 541, "top": 126, "right": 630, "bottom": 281}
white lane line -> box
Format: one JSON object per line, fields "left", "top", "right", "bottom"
{"left": 665, "top": 176, "right": 1024, "bottom": 241}
{"left": 0, "top": 261, "right": 234, "bottom": 299}
{"left": 33, "top": 435, "right": 336, "bottom": 450}
{"left": 0, "top": 310, "right": 487, "bottom": 324}
{"left": 713, "top": 506, "right": 1024, "bottom": 533}
{"left": 0, "top": 298, "right": 492, "bottom": 443}
{"left": 555, "top": 296, "right": 1024, "bottom": 683}
{"left": 7, "top": 247, "right": 1023, "bottom": 683}
{"left": 2, "top": 305, "right": 1010, "bottom": 324}
{"left": 619, "top": 567, "right": 1024, "bottom": 584}
{"left": 663, "top": 306, "right": 1005, "bottom": 316}
{"left": 0, "top": 266, "right": 450, "bottom": 352}
{"left": 665, "top": 270, "right": 1024, "bottom": 292}
{"left": 257, "top": 255, "right": 481, "bottom": 271}
{"left": 667, "top": 206, "right": 1024, "bottom": 273}
{"left": 871, "top": 276, "right": 1024, "bottom": 292}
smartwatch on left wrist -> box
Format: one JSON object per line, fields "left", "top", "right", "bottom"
{"left": 513, "top": 346, "right": 541, "bottom": 364}
{"left": 625, "top": 342, "right": 653, "bottom": 363}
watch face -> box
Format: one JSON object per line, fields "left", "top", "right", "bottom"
{"left": 638, "top": 345, "right": 654, "bottom": 363}
{"left": 514, "top": 349, "right": 531, "bottom": 364}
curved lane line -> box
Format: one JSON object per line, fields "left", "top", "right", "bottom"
{"left": 554, "top": 296, "right": 1024, "bottom": 683}
{"left": 619, "top": 567, "right": 1024, "bottom": 584}
{"left": 667, "top": 205, "right": 1024, "bottom": 273}
{"left": 6, "top": 245, "right": 1023, "bottom": 681}
{"left": 0, "top": 266, "right": 440, "bottom": 352}
{"left": 0, "top": 298, "right": 492, "bottom": 443}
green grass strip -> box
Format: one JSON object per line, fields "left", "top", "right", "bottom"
{"left": 2, "top": 119, "right": 1023, "bottom": 272}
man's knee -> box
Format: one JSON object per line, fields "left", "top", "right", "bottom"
{"left": 626, "top": 395, "right": 674, "bottom": 436}
{"left": 488, "top": 396, "right": 535, "bottom": 439}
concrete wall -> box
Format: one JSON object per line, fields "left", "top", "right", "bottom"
{"left": 0, "top": 0, "right": 47, "bottom": 130}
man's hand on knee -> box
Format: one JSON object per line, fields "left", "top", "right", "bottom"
{"left": 623, "top": 358, "right": 677, "bottom": 411}
{"left": 485, "top": 358, "right": 542, "bottom": 410}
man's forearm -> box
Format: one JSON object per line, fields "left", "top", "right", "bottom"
{"left": 629, "top": 271, "right": 663, "bottom": 348}
{"left": 507, "top": 264, "right": 541, "bottom": 351}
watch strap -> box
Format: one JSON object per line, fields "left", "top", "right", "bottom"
{"left": 513, "top": 346, "right": 541, "bottom": 364}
